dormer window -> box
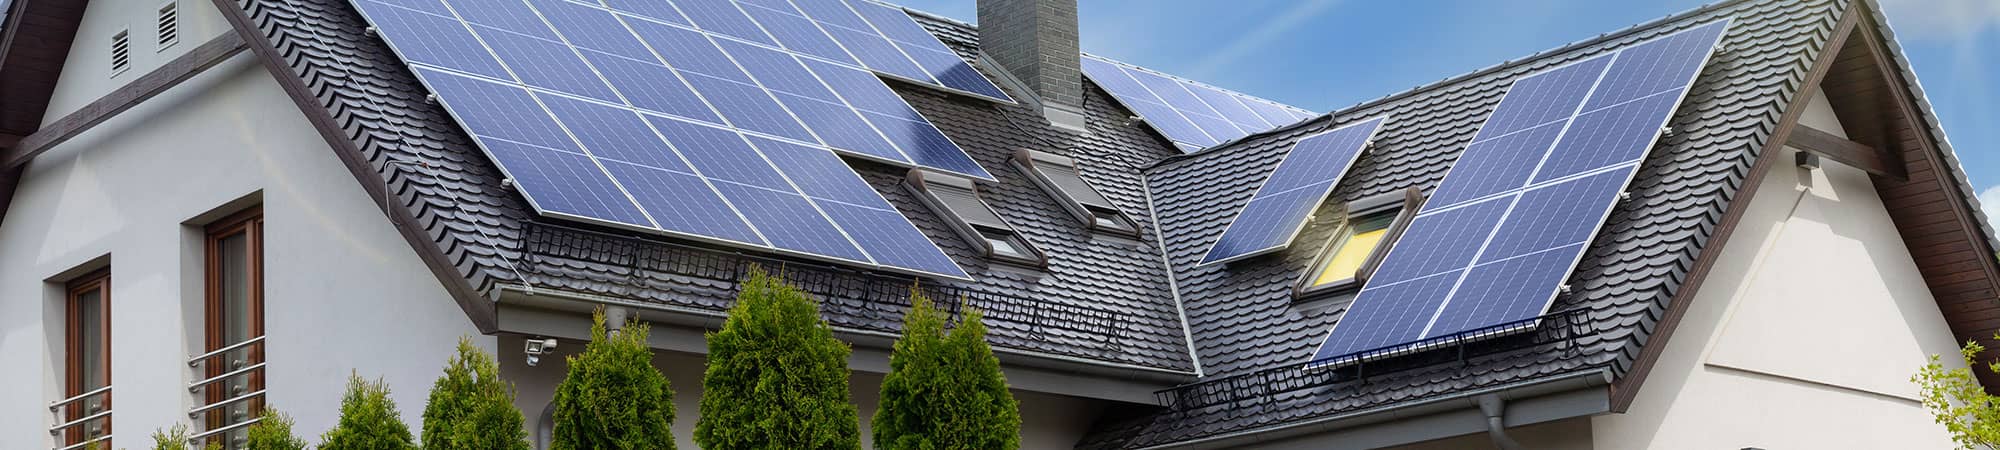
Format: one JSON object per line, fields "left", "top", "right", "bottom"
{"left": 907, "top": 169, "right": 1046, "bottom": 267}
{"left": 1295, "top": 188, "right": 1423, "bottom": 300}
{"left": 1013, "top": 149, "right": 1140, "bottom": 237}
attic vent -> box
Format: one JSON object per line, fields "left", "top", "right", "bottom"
{"left": 157, "top": 2, "right": 180, "bottom": 49}
{"left": 110, "top": 30, "right": 131, "bottom": 75}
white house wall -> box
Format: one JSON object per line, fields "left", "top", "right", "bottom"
{"left": 0, "top": 46, "right": 482, "bottom": 449}
{"left": 1588, "top": 87, "right": 1965, "bottom": 448}
{"left": 44, "top": 0, "right": 232, "bottom": 122}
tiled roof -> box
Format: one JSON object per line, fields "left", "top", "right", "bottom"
{"left": 222, "top": 0, "right": 1993, "bottom": 447}
{"left": 1096, "top": 0, "right": 1844, "bottom": 445}
{"left": 231, "top": 0, "right": 1195, "bottom": 372}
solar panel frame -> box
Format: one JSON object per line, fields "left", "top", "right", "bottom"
{"left": 354, "top": 2, "right": 977, "bottom": 281}
{"left": 1196, "top": 116, "right": 1389, "bottom": 266}
{"left": 1309, "top": 19, "right": 1731, "bottom": 366}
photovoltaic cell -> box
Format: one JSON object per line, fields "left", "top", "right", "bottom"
{"left": 1082, "top": 54, "right": 1317, "bottom": 153}
{"left": 1199, "top": 117, "right": 1387, "bottom": 265}
{"left": 1312, "top": 19, "right": 1729, "bottom": 364}
{"left": 714, "top": 182, "right": 873, "bottom": 262}
{"left": 480, "top": 138, "right": 654, "bottom": 228}
{"left": 577, "top": 49, "right": 722, "bottom": 124}
{"left": 356, "top": 0, "right": 1007, "bottom": 279}
{"left": 1531, "top": 89, "right": 1684, "bottom": 183}
{"left": 350, "top": 1, "right": 511, "bottom": 80}
{"left": 740, "top": 4, "right": 858, "bottom": 65}
{"left": 675, "top": 0, "right": 777, "bottom": 45}
{"left": 453, "top": 0, "right": 558, "bottom": 40}
{"left": 1423, "top": 121, "right": 1566, "bottom": 208}
{"left": 474, "top": 26, "right": 621, "bottom": 102}
{"left": 602, "top": 0, "right": 690, "bottom": 26}
{"left": 538, "top": 93, "right": 692, "bottom": 172}
{"left": 601, "top": 160, "right": 764, "bottom": 244}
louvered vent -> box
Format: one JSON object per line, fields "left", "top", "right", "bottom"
{"left": 111, "top": 30, "right": 131, "bottom": 75}
{"left": 158, "top": 3, "right": 179, "bottom": 49}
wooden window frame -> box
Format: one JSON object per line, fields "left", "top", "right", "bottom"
{"left": 63, "top": 269, "right": 112, "bottom": 448}
{"left": 202, "top": 207, "right": 264, "bottom": 434}
{"left": 1294, "top": 188, "right": 1425, "bottom": 300}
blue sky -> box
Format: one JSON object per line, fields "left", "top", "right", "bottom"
{"left": 897, "top": 0, "right": 2000, "bottom": 219}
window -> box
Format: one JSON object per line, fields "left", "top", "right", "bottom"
{"left": 200, "top": 208, "right": 264, "bottom": 448}
{"left": 1295, "top": 189, "right": 1422, "bottom": 299}
{"left": 110, "top": 30, "right": 131, "bottom": 75}
{"left": 157, "top": 2, "right": 180, "bottom": 50}
{"left": 907, "top": 169, "right": 1045, "bottom": 267}
{"left": 1014, "top": 150, "right": 1140, "bottom": 237}
{"left": 60, "top": 269, "right": 112, "bottom": 449}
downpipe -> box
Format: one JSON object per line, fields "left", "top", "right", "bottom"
{"left": 1476, "top": 394, "right": 1522, "bottom": 450}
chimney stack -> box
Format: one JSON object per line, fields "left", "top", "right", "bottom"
{"left": 979, "top": 0, "right": 1086, "bottom": 131}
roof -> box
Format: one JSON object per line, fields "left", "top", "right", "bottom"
{"left": 97, "top": 0, "right": 2000, "bottom": 447}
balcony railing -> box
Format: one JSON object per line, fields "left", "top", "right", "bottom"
{"left": 187, "top": 335, "right": 266, "bottom": 446}
{"left": 519, "top": 222, "right": 1139, "bottom": 362}
{"left": 47, "top": 386, "right": 111, "bottom": 450}
{"left": 1155, "top": 307, "right": 1599, "bottom": 410}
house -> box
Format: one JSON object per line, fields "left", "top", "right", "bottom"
{"left": 2, "top": 0, "right": 1994, "bottom": 448}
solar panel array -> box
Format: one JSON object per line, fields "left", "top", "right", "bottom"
{"left": 1082, "top": 55, "right": 1319, "bottom": 153}
{"left": 1313, "top": 19, "right": 1730, "bottom": 363}
{"left": 351, "top": 0, "right": 1004, "bottom": 279}
{"left": 1198, "top": 117, "right": 1388, "bottom": 265}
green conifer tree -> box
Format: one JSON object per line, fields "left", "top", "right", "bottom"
{"left": 318, "top": 373, "right": 416, "bottom": 450}
{"left": 422, "top": 337, "right": 531, "bottom": 450}
{"left": 873, "top": 293, "right": 1022, "bottom": 449}
{"left": 695, "top": 266, "right": 859, "bottom": 450}
{"left": 549, "top": 310, "right": 677, "bottom": 449}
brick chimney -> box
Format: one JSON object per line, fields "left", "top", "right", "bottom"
{"left": 979, "top": 0, "right": 1087, "bottom": 131}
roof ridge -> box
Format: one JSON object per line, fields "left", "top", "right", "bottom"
{"left": 1142, "top": 0, "right": 1759, "bottom": 172}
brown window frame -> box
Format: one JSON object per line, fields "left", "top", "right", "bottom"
{"left": 1294, "top": 188, "right": 1425, "bottom": 300}
{"left": 202, "top": 207, "right": 264, "bottom": 437}
{"left": 63, "top": 269, "right": 112, "bottom": 449}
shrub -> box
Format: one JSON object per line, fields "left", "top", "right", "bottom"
{"left": 422, "top": 337, "right": 531, "bottom": 450}
{"left": 245, "top": 409, "right": 309, "bottom": 450}
{"left": 318, "top": 373, "right": 416, "bottom": 450}
{"left": 1915, "top": 335, "right": 2000, "bottom": 448}
{"left": 550, "top": 309, "right": 676, "bottom": 450}
{"left": 148, "top": 423, "right": 218, "bottom": 450}
{"left": 695, "top": 267, "right": 859, "bottom": 450}
{"left": 873, "top": 293, "right": 1022, "bottom": 450}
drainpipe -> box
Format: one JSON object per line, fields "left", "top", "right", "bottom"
{"left": 1476, "top": 394, "right": 1522, "bottom": 450}
{"left": 604, "top": 306, "right": 630, "bottom": 337}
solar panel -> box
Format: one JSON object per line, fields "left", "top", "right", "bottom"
{"left": 359, "top": 0, "right": 984, "bottom": 279}
{"left": 1312, "top": 19, "right": 1729, "bottom": 364}
{"left": 1199, "top": 117, "right": 1388, "bottom": 265}
{"left": 1082, "top": 54, "right": 1319, "bottom": 153}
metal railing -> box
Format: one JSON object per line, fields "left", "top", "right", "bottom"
{"left": 519, "top": 222, "right": 1137, "bottom": 360}
{"left": 186, "top": 335, "right": 266, "bottom": 446}
{"left": 1154, "top": 308, "right": 1599, "bottom": 410}
{"left": 47, "top": 386, "right": 111, "bottom": 450}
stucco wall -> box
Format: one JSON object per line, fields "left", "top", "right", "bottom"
{"left": 1588, "top": 87, "right": 1963, "bottom": 448}
{"left": 0, "top": 46, "right": 482, "bottom": 449}
{"left": 44, "top": 0, "right": 233, "bottom": 121}
{"left": 498, "top": 334, "right": 1106, "bottom": 449}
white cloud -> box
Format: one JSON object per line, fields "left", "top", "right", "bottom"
{"left": 1183, "top": 0, "right": 1342, "bottom": 80}
{"left": 1876, "top": 0, "right": 2000, "bottom": 41}
{"left": 1978, "top": 185, "right": 2000, "bottom": 226}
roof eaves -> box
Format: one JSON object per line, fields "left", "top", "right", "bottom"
{"left": 1857, "top": 0, "right": 2000, "bottom": 255}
